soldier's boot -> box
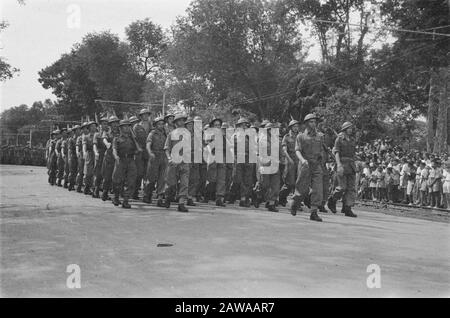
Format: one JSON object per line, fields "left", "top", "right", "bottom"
{"left": 310, "top": 209, "right": 323, "bottom": 222}
{"left": 215, "top": 197, "right": 226, "bottom": 207}
{"left": 318, "top": 205, "right": 328, "bottom": 213}
{"left": 157, "top": 197, "right": 165, "bottom": 208}
{"left": 122, "top": 199, "right": 131, "bottom": 209}
{"left": 76, "top": 183, "right": 83, "bottom": 193}
{"left": 327, "top": 196, "right": 337, "bottom": 213}
{"left": 268, "top": 204, "right": 279, "bottom": 212}
{"left": 239, "top": 198, "right": 250, "bottom": 208}
{"left": 112, "top": 185, "right": 121, "bottom": 206}
{"left": 132, "top": 189, "right": 140, "bottom": 200}
{"left": 84, "top": 184, "right": 92, "bottom": 195}
{"left": 187, "top": 198, "right": 196, "bottom": 206}
{"left": 278, "top": 187, "right": 290, "bottom": 207}
{"left": 303, "top": 194, "right": 311, "bottom": 209}
{"left": 177, "top": 203, "right": 188, "bottom": 213}
{"left": 142, "top": 183, "right": 153, "bottom": 204}
{"left": 101, "top": 187, "right": 110, "bottom": 201}
{"left": 290, "top": 197, "right": 300, "bottom": 216}
{"left": 92, "top": 186, "right": 100, "bottom": 198}
{"left": 344, "top": 206, "right": 357, "bottom": 218}
{"left": 164, "top": 196, "right": 171, "bottom": 208}
{"left": 57, "top": 179, "right": 62, "bottom": 187}
{"left": 68, "top": 183, "right": 74, "bottom": 191}
{"left": 63, "top": 180, "right": 68, "bottom": 189}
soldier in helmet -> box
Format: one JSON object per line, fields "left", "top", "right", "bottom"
{"left": 92, "top": 116, "right": 108, "bottom": 198}
{"left": 131, "top": 114, "right": 147, "bottom": 201}
{"left": 47, "top": 130, "right": 59, "bottom": 185}
{"left": 82, "top": 121, "right": 98, "bottom": 195}
{"left": 185, "top": 116, "right": 199, "bottom": 206}
{"left": 279, "top": 119, "right": 300, "bottom": 206}
{"left": 55, "top": 128, "right": 67, "bottom": 187}
{"left": 112, "top": 119, "right": 139, "bottom": 208}
{"left": 259, "top": 122, "right": 280, "bottom": 212}
{"left": 76, "top": 122, "right": 88, "bottom": 193}
{"left": 164, "top": 112, "right": 190, "bottom": 212}
{"left": 327, "top": 121, "right": 358, "bottom": 217}
{"left": 101, "top": 116, "right": 120, "bottom": 201}
{"left": 67, "top": 125, "right": 80, "bottom": 191}
{"left": 164, "top": 113, "right": 175, "bottom": 135}
{"left": 61, "top": 128, "right": 70, "bottom": 188}
{"left": 232, "top": 117, "right": 254, "bottom": 207}
{"left": 289, "top": 113, "right": 325, "bottom": 222}
{"left": 144, "top": 115, "right": 168, "bottom": 206}
{"left": 204, "top": 117, "right": 227, "bottom": 206}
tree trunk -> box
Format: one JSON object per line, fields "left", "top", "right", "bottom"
{"left": 433, "top": 66, "right": 449, "bottom": 154}
{"left": 427, "top": 68, "right": 440, "bottom": 152}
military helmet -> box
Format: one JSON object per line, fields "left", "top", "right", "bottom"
{"left": 340, "top": 121, "right": 353, "bottom": 132}
{"left": 265, "top": 122, "right": 275, "bottom": 129}
{"left": 288, "top": 119, "right": 300, "bottom": 128}
{"left": 194, "top": 116, "right": 202, "bottom": 121}
{"left": 67, "top": 127, "right": 73, "bottom": 133}
{"left": 81, "top": 122, "right": 89, "bottom": 129}
{"left": 185, "top": 116, "right": 194, "bottom": 125}
{"left": 153, "top": 116, "right": 165, "bottom": 125}
{"left": 119, "top": 119, "right": 131, "bottom": 127}
{"left": 203, "top": 124, "right": 209, "bottom": 130}
{"left": 52, "top": 130, "right": 60, "bottom": 135}
{"left": 60, "top": 127, "right": 67, "bottom": 133}
{"left": 139, "top": 108, "right": 151, "bottom": 116}
{"left": 209, "top": 117, "right": 223, "bottom": 127}
{"left": 87, "top": 121, "right": 98, "bottom": 127}
{"left": 303, "top": 113, "right": 318, "bottom": 122}
{"left": 260, "top": 119, "right": 270, "bottom": 128}
{"left": 221, "top": 122, "right": 229, "bottom": 129}
{"left": 236, "top": 117, "right": 249, "bottom": 126}
{"left": 100, "top": 115, "right": 109, "bottom": 122}
{"left": 108, "top": 116, "right": 120, "bottom": 124}
{"left": 129, "top": 116, "right": 139, "bottom": 124}
{"left": 73, "top": 125, "right": 81, "bottom": 130}
{"left": 173, "top": 112, "right": 187, "bottom": 123}
{"left": 164, "top": 112, "right": 175, "bottom": 120}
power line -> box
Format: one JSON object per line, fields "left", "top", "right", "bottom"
{"left": 306, "top": 18, "right": 450, "bottom": 38}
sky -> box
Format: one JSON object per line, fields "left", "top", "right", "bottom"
{"left": 0, "top": 0, "right": 195, "bottom": 111}
{"left": 0, "top": 0, "right": 328, "bottom": 113}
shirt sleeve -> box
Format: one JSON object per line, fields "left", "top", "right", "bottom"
{"left": 294, "top": 134, "right": 302, "bottom": 153}
{"left": 164, "top": 133, "right": 171, "bottom": 152}
{"left": 333, "top": 135, "right": 343, "bottom": 155}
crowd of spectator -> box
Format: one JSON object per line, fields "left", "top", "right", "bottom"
{"left": 354, "top": 139, "right": 450, "bottom": 210}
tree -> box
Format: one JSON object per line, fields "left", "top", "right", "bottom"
{"left": 168, "top": 0, "right": 304, "bottom": 119}
{"left": 0, "top": 21, "right": 19, "bottom": 81}
{"left": 125, "top": 18, "right": 168, "bottom": 80}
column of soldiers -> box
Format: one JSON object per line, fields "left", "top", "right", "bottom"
{"left": 45, "top": 109, "right": 358, "bottom": 222}
{"left": 0, "top": 144, "right": 46, "bottom": 166}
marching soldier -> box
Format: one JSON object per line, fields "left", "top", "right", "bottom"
{"left": 131, "top": 114, "right": 148, "bottom": 200}
{"left": 47, "top": 130, "right": 59, "bottom": 185}
{"left": 112, "top": 119, "right": 138, "bottom": 208}
{"left": 82, "top": 121, "right": 97, "bottom": 195}
{"left": 164, "top": 113, "right": 175, "bottom": 135}
{"left": 232, "top": 117, "right": 254, "bottom": 207}
{"left": 327, "top": 122, "right": 358, "bottom": 217}
{"left": 55, "top": 128, "right": 67, "bottom": 187}
{"left": 222, "top": 122, "right": 234, "bottom": 203}
{"left": 92, "top": 116, "right": 108, "bottom": 198}
{"left": 279, "top": 119, "right": 300, "bottom": 206}
{"left": 164, "top": 113, "right": 190, "bottom": 212}
{"left": 67, "top": 125, "right": 80, "bottom": 191}
{"left": 144, "top": 115, "right": 167, "bottom": 206}
{"left": 61, "top": 128, "right": 70, "bottom": 188}
{"left": 259, "top": 122, "right": 280, "bottom": 212}
{"left": 186, "top": 116, "right": 199, "bottom": 206}
{"left": 76, "top": 122, "right": 88, "bottom": 193}
{"left": 101, "top": 116, "right": 120, "bottom": 201}
{"left": 138, "top": 108, "right": 153, "bottom": 135}
{"left": 289, "top": 113, "right": 324, "bottom": 222}
{"left": 205, "top": 117, "right": 226, "bottom": 206}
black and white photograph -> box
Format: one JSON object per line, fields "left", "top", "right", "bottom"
{"left": 0, "top": 0, "right": 449, "bottom": 301}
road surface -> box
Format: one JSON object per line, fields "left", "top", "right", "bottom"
{"left": 1, "top": 165, "right": 449, "bottom": 297}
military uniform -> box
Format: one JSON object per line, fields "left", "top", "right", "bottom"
{"left": 164, "top": 115, "right": 190, "bottom": 211}
{"left": 144, "top": 124, "right": 167, "bottom": 204}
{"left": 329, "top": 128, "right": 357, "bottom": 216}
{"left": 279, "top": 129, "right": 299, "bottom": 205}
{"left": 67, "top": 132, "right": 78, "bottom": 191}
{"left": 55, "top": 137, "right": 64, "bottom": 186}
{"left": 61, "top": 136, "right": 69, "bottom": 188}
{"left": 112, "top": 125, "right": 138, "bottom": 207}
{"left": 187, "top": 119, "right": 200, "bottom": 206}
{"left": 93, "top": 129, "right": 107, "bottom": 197}
{"left": 101, "top": 125, "right": 120, "bottom": 201}
{"left": 47, "top": 137, "right": 58, "bottom": 185}
{"left": 205, "top": 121, "right": 226, "bottom": 206}
{"left": 259, "top": 124, "right": 280, "bottom": 211}
{"left": 133, "top": 122, "right": 149, "bottom": 199}
{"left": 75, "top": 134, "right": 85, "bottom": 192}
{"left": 82, "top": 132, "right": 95, "bottom": 194}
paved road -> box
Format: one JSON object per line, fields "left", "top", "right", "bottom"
{"left": 1, "top": 165, "right": 449, "bottom": 297}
